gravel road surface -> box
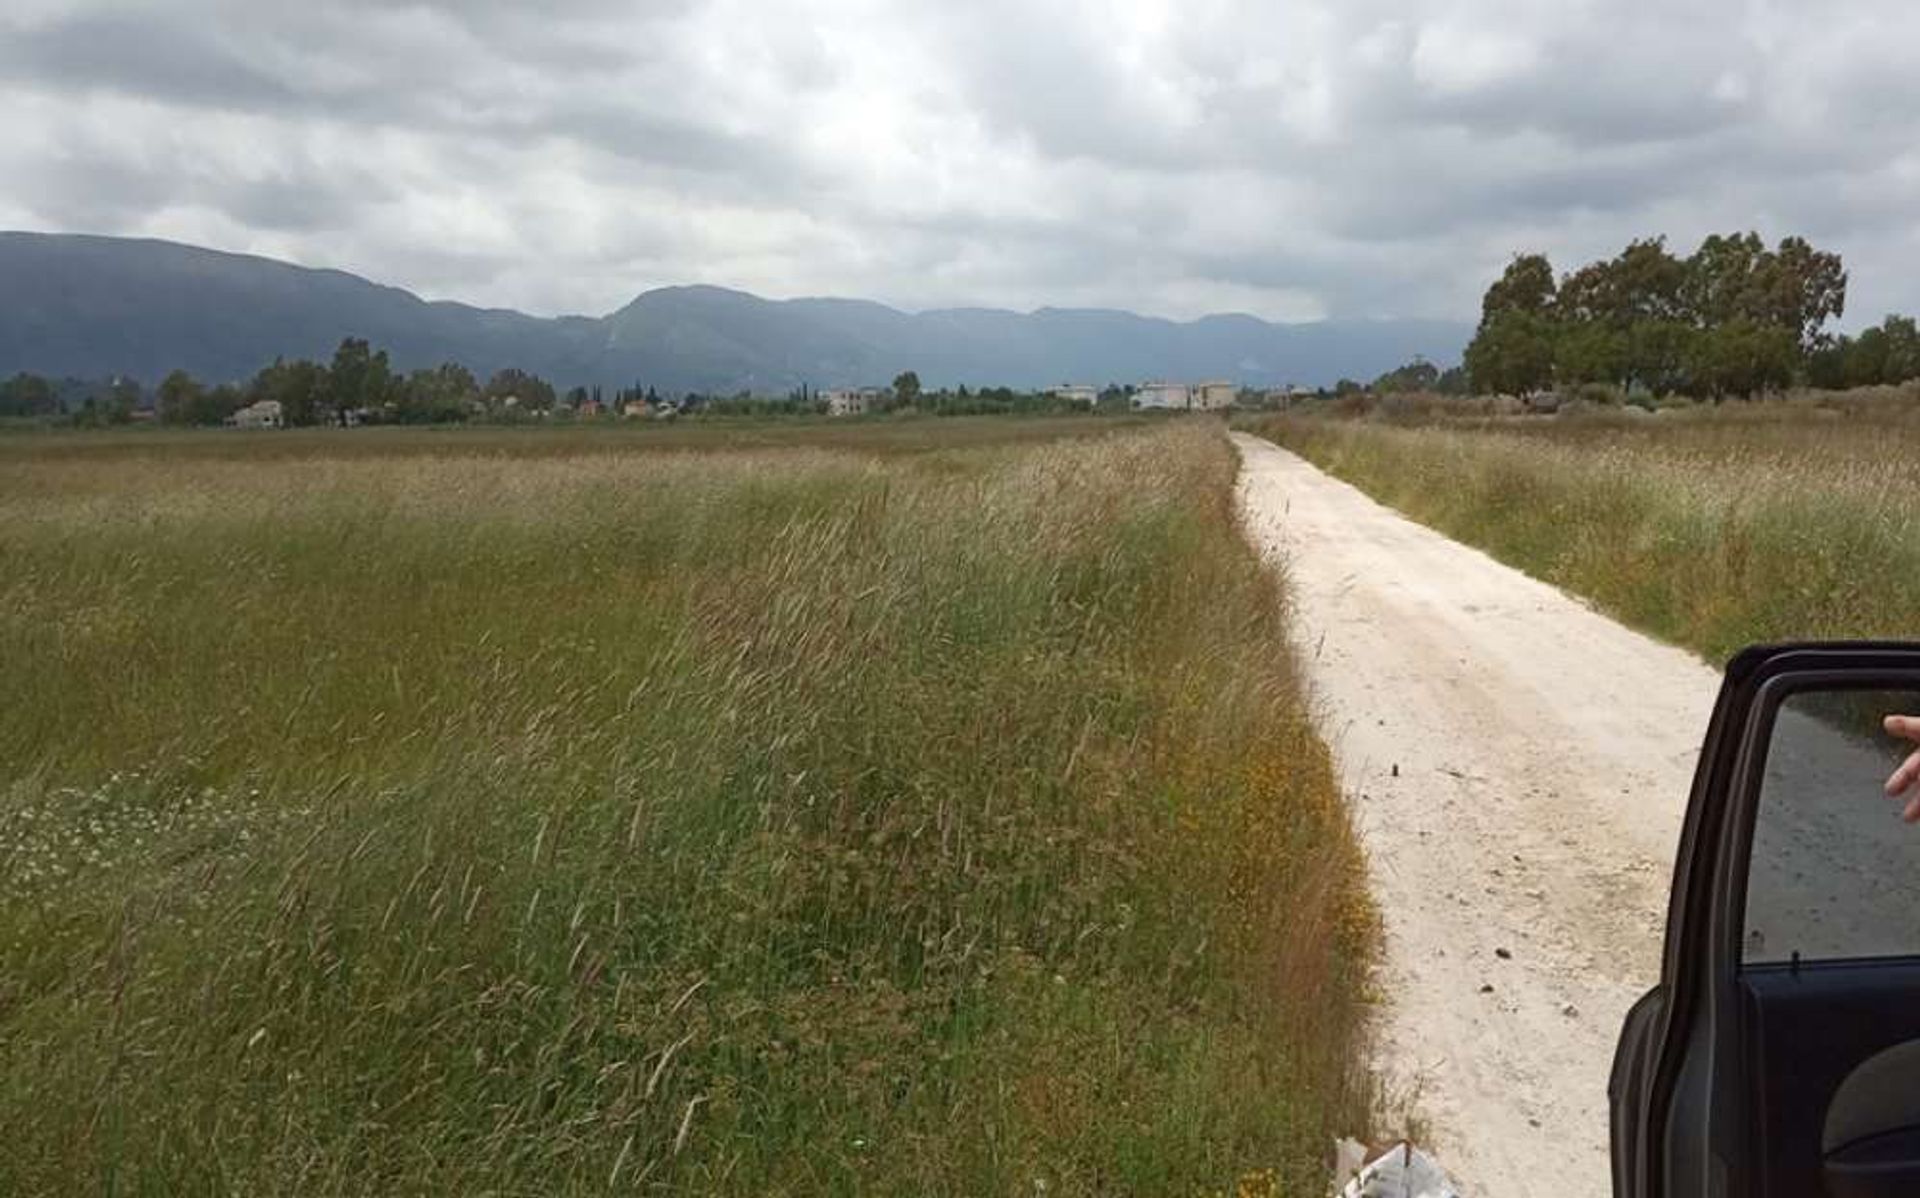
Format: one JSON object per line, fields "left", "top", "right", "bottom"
{"left": 1233, "top": 432, "right": 1723, "bottom": 1198}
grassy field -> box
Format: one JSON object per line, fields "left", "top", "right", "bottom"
{"left": 0, "top": 412, "right": 1153, "bottom": 464}
{"left": 0, "top": 418, "right": 1374, "bottom": 1195}
{"left": 1246, "top": 393, "right": 1920, "bottom": 661}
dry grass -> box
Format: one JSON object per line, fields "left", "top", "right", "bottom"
{"left": 0, "top": 420, "right": 1374, "bottom": 1194}
{"left": 1246, "top": 395, "right": 1920, "bottom": 661}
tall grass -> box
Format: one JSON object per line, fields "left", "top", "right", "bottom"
{"left": 0, "top": 422, "right": 1373, "bottom": 1194}
{"left": 1248, "top": 401, "right": 1920, "bottom": 661}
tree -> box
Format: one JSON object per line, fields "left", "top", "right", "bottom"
{"left": 71, "top": 396, "right": 118, "bottom": 428}
{"left": 1844, "top": 327, "right": 1890, "bottom": 387}
{"left": 1467, "top": 254, "right": 1560, "bottom": 394}
{"left": 1683, "top": 319, "right": 1797, "bottom": 399}
{"left": 1681, "top": 232, "right": 1845, "bottom": 354}
{"left": 482, "top": 368, "right": 557, "bottom": 416}
{"left": 78, "top": 376, "right": 141, "bottom": 426}
{"left": 156, "top": 370, "right": 205, "bottom": 425}
{"left": 327, "top": 337, "right": 399, "bottom": 421}
{"left": 1831, "top": 315, "right": 1920, "bottom": 389}
{"left": 891, "top": 370, "right": 922, "bottom": 406}
{"left": 71, "top": 379, "right": 139, "bottom": 427}
{"left": 1682, "top": 232, "right": 1768, "bottom": 329}
{"left": 250, "top": 358, "right": 331, "bottom": 426}
{"left": 154, "top": 373, "right": 244, "bottom": 425}
{"left": 1758, "top": 235, "right": 1846, "bottom": 354}
{"left": 1465, "top": 311, "right": 1557, "bottom": 395}
{"left": 399, "top": 363, "right": 477, "bottom": 423}
{"left": 1553, "top": 322, "right": 1627, "bottom": 390}
{"left": 1552, "top": 239, "right": 1688, "bottom": 391}
{"left": 1481, "top": 253, "right": 1557, "bottom": 321}
{"left": 1881, "top": 314, "right": 1920, "bottom": 384}
{"left": 1610, "top": 237, "right": 1689, "bottom": 324}
{"left": 1371, "top": 357, "right": 1442, "bottom": 394}
{"left": 1805, "top": 337, "right": 1849, "bottom": 390}
{"left": 107, "top": 376, "right": 141, "bottom": 415}
{"left": 199, "top": 383, "right": 246, "bottom": 426}
{"left": 1621, "top": 320, "right": 1694, "bottom": 396}
{"left": 0, "top": 372, "right": 58, "bottom": 418}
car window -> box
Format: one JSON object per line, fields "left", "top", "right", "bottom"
{"left": 1742, "top": 689, "right": 1920, "bottom": 966}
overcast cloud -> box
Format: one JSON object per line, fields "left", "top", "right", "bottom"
{"left": 4, "top": 0, "right": 1919, "bottom": 329}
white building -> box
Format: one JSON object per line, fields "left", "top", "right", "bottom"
{"left": 1193, "top": 381, "right": 1237, "bottom": 411}
{"left": 1049, "top": 384, "right": 1098, "bottom": 407}
{"left": 822, "top": 387, "right": 885, "bottom": 416}
{"left": 229, "top": 399, "right": 283, "bottom": 429}
{"left": 821, "top": 388, "right": 864, "bottom": 416}
{"left": 1133, "top": 382, "right": 1191, "bottom": 410}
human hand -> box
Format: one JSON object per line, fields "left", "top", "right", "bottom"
{"left": 1883, "top": 715, "right": 1920, "bottom": 823}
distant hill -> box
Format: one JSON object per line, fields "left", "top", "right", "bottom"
{"left": 0, "top": 232, "right": 1469, "bottom": 392}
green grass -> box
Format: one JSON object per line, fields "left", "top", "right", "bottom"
{"left": 1246, "top": 395, "right": 1920, "bottom": 662}
{"left": 0, "top": 420, "right": 1373, "bottom": 1195}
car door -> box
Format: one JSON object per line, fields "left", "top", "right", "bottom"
{"left": 1612, "top": 643, "right": 1920, "bottom": 1198}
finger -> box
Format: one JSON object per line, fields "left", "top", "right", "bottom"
{"left": 1887, "top": 749, "right": 1920, "bottom": 797}
{"left": 1885, "top": 714, "right": 1920, "bottom": 744}
{"left": 1905, "top": 795, "right": 1920, "bottom": 824}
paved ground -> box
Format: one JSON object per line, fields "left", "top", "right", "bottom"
{"left": 1233, "top": 432, "right": 1722, "bottom": 1198}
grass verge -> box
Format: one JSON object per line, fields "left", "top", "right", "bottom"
{"left": 0, "top": 421, "right": 1373, "bottom": 1194}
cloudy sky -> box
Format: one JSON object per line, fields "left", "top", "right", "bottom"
{"left": 4, "top": 0, "right": 1918, "bottom": 326}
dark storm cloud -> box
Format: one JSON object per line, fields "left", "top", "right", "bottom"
{"left": 3, "top": 0, "right": 1919, "bottom": 328}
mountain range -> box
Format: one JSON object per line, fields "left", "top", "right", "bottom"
{"left": 0, "top": 232, "right": 1469, "bottom": 394}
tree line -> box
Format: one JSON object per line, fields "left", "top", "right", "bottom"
{"left": 0, "top": 373, "right": 142, "bottom": 424}
{"left": 153, "top": 339, "right": 569, "bottom": 426}
{"left": 1362, "top": 358, "right": 1468, "bottom": 397}
{"left": 1, "top": 340, "right": 583, "bottom": 427}
{"left": 1462, "top": 232, "right": 1920, "bottom": 399}
{"left": 3, "top": 346, "right": 1123, "bottom": 427}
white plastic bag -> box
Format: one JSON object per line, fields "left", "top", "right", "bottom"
{"left": 1333, "top": 1138, "right": 1462, "bottom": 1198}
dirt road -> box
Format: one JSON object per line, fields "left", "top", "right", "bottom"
{"left": 1232, "top": 433, "right": 1723, "bottom": 1197}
